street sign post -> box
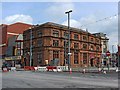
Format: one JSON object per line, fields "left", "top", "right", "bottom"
{"left": 106, "top": 51, "right": 110, "bottom": 72}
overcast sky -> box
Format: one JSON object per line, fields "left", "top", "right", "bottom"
{"left": 1, "top": 1, "right": 119, "bottom": 52}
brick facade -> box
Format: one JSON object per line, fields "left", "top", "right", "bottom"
{"left": 23, "top": 22, "right": 102, "bottom": 68}
{"left": 0, "top": 24, "right": 7, "bottom": 57}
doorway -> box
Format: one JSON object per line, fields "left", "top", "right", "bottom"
{"left": 90, "top": 58, "right": 94, "bottom": 67}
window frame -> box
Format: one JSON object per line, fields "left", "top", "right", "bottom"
{"left": 90, "top": 45, "right": 94, "bottom": 51}
{"left": 74, "top": 34, "right": 79, "bottom": 40}
{"left": 74, "top": 52, "right": 79, "bottom": 64}
{"left": 83, "top": 53, "right": 87, "bottom": 64}
{"left": 83, "top": 36, "right": 87, "bottom": 41}
{"left": 53, "top": 30, "right": 59, "bottom": 37}
{"left": 74, "top": 43, "right": 79, "bottom": 49}
{"left": 37, "top": 51, "right": 42, "bottom": 64}
{"left": 53, "top": 40, "right": 59, "bottom": 47}
{"left": 83, "top": 44, "right": 87, "bottom": 50}
{"left": 64, "top": 32, "right": 69, "bottom": 39}
{"left": 96, "top": 46, "right": 99, "bottom": 51}
{"left": 64, "top": 40, "right": 69, "bottom": 47}
{"left": 53, "top": 50, "right": 59, "bottom": 59}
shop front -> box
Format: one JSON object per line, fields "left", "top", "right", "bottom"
{"left": 4, "top": 56, "right": 22, "bottom": 68}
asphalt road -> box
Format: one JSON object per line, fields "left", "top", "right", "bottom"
{"left": 2, "top": 71, "right": 119, "bottom": 88}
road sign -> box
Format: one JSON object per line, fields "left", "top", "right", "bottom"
{"left": 106, "top": 51, "right": 110, "bottom": 56}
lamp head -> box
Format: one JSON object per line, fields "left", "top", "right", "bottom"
{"left": 65, "top": 10, "right": 72, "bottom": 14}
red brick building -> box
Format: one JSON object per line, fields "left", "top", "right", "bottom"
{"left": 23, "top": 22, "right": 102, "bottom": 68}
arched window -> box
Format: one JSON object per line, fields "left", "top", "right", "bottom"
{"left": 96, "top": 39, "right": 100, "bottom": 44}
{"left": 90, "top": 45, "right": 94, "bottom": 50}
{"left": 96, "top": 46, "right": 99, "bottom": 51}
{"left": 74, "top": 52, "right": 78, "bottom": 64}
{"left": 83, "top": 36, "right": 87, "bottom": 41}
{"left": 83, "top": 44, "right": 87, "bottom": 50}
{"left": 91, "top": 38, "right": 94, "bottom": 42}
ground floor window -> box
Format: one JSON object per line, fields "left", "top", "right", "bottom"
{"left": 83, "top": 53, "right": 87, "bottom": 64}
{"left": 37, "top": 52, "right": 42, "bottom": 64}
{"left": 53, "top": 50, "right": 59, "bottom": 59}
{"left": 74, "top": 52, "right": 79, "bottom": 64}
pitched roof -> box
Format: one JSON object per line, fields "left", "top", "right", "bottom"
{"left": 7, "top": 22, "right": 32, "bottom": 34}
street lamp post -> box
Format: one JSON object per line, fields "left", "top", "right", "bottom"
{"left": 65, "top": 10, "right": 72, "bottom": 71}
{"left": 30, "top": 28, "right": 32, "bottom": 66}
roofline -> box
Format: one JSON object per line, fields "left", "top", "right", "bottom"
{"left": 9, "top": 22, "right": 32, "bottom": 26}
{"left": 24, "top": 22, "right": 105, "bottom": 39}
{"left": 7, "top": 32, "right": 19, "bottom": 35}
{"left": 37, "top": 22, "right": 91, "bottom": 34}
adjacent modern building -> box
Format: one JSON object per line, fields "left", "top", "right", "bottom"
{"left": 23, "top": 22, "right": 102, "bottom": 68}
{"left": 93, "top": 33, "right": 109, "bottom": 66}
{"left": 0, "top": 22, "right": 32, "bottom": 67}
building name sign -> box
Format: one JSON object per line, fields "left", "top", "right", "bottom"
{"left": 5, "top": 56, "right": 21, "bottom": 61}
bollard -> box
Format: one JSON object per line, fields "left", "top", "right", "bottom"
{"left": 103, "top": 70, "right": 106, "bottom": 74}
{"left": 34, "top": 67, "right": 38, "bottom": 71}
{"left": 83, "top": 68, "right": 85, "bottom": 74}
{"left": 98, "top": 68, "right": 101, "bottom": 73}
{"left": 116, "top": 68, "right": 118, "bottom": 72}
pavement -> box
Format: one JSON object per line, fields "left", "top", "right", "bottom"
{"left": 16, "top": 68, "right": 25, "bottom": 71}
{"left": 1, "top": 67, "right": 119, "bottom": 74}
{"left": 71, "top": 67, "right": 118, "bottom": 73}
{"left": 1, "top": 66, "right": 119, "bottom": 89}
{"left": 2, "top": 71, "right": 119, "bottom": 88}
